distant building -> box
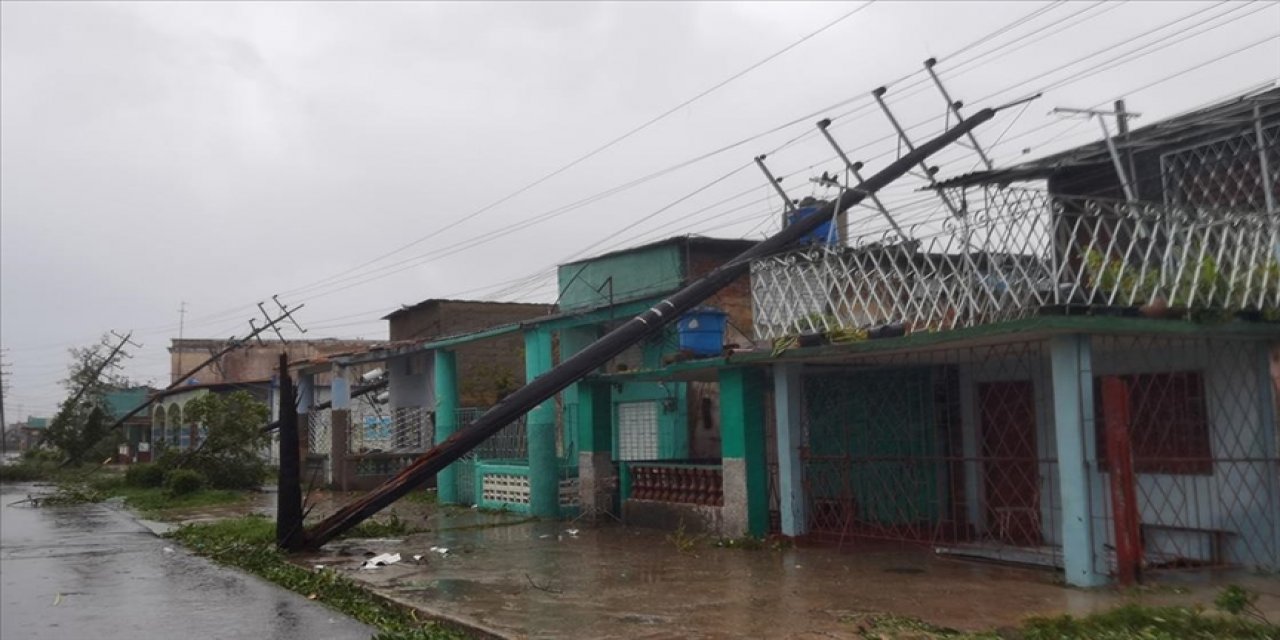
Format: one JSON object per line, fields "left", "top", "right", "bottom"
{"left": 169, "top": 338, "right": 383, "bottom": 386}
{"left": 105, "top": 386, "right": 158, "bottom": 463}
{"left": 149, "top": 380, "right": 271, "bottom": 459}
{"left": 382, "top": 299, "right": 551, "bottom": 407}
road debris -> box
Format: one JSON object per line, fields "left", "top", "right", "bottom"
{"left": 360, "top": 552, "right": 401, "bottom": 569}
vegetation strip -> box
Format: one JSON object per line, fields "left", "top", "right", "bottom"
{"left": 167, "top": 516, "right": 470, "bottom": 640}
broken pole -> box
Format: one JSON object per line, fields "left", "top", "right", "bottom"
{"left": 276, "top": 353, "right": 305, "bottom": 550}
{"left": 301, "top": 105, "right": 1000, "bottom": 549}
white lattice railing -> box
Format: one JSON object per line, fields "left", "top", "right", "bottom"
{"left": 347, "top": 404, "right": 434, "bottom": 454}
{"left": 751, "top": 188, "right": 1280, "bottom": 341}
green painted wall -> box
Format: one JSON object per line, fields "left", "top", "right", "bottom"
{"left": 557, "top": 243, "right": 684, "bottom": 311}
{"left": 720, "top": 367, "right": 768, "bottom": 536}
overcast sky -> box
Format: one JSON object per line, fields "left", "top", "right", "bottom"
{"left": 2, "top": 1, "right": 1278, "bottom": 418}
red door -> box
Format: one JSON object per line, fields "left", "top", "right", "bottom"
{"left": 978, "top": 381, "right": 1042, "bottom": 546}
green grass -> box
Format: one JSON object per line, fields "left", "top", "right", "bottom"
{"left": 168, "top": 516, "right": 466, "bottom": 640}
{"left": 340, "top": 512, "right": 425, "bottom": 539}
{"left": 400, "top": 489, "right": 438, "bottom": 505}
{"left": 1020, "top": 604, "right": 1277, "bottom": 640}
{"left": 840, "top": 603, "right": 1278, "bottom": 639}
{"left": 110, "top": 485, "right": 245, "bottom": 515}
{"left": 12, "top": 471, "right": 248, "bottom": 517}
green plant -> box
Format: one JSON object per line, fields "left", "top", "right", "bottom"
{"left": 1022, "top": 603, "right": 1278, "bottom": 639}
{"left": 341, "top": 513, "right": 420, "bottom": 539}
{"left": 163, "top": 468, "right": 206, "bottom": 496}
{"left": 0, "top": 459, "right": 60, "bottom": 483}
{"left": 666, "top": 520, "right": 703, "bottom": 553}
{"left": 1084, "top": 250, "right": 1161, "bottom": 305}
{"left": 168, "top": 517, "right": 464, "bottom": 639}
{"left": 1215, "top": 584, "right": 1269, "bottom": 624}
{"left": 37, "top": 483, "right": 108, "bottom": 506}
{"left": 125, "top": 463, "right": 165, "bottom": 488}
{"left": 173, "top": 391, "right": 271, "bottom": 490}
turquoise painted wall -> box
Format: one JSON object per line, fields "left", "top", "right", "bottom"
{"left": 557, "top": 243, "right": 684, "bottom": 311}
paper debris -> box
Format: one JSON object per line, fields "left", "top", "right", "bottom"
{"left": 360, "top": 552, "right": 401, "bottom": 569}
{"left": 564, "top": 529, "right": 580, "bottom": 536}
{"left": 428, "top": 546, "right": 449, "bottom": 555}
{"left": 162, "top": 547, "right": 174, "bottom": 554}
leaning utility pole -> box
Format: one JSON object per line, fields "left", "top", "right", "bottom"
{"left": 301, "top": 100, "right": 1011, "bottom": 549}
{"left": 276, "top": 352, "right": 304, "bottom": 549}
{"left": 106, "top": 301, "right": 306, "bottom": 433}
{"left": 64, "top": 331, "right": 139, "bottom": 414}
{"left": 0, "top": 349, "right": 9, "bottom": 455}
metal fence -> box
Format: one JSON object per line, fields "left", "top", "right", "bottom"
{"left": 1091, "top": 335, "right": 1279, "bottom": 572}
{"left": 1161, "top": 122, "right": 1279, "bottom": 212}
{"left": 794, "top": 334, "right": 1279, "bottom": 576}
{"left": 752, "top": 189, "right": 1279, "bottom": 340}
{"left": 800, "top": 340, "right": 1062, "bottom": 569}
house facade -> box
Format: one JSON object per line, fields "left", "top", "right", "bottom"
{"left": 293, "top": 299, "right": 548, "bottom": 491}
{"left": 723, "top": 86, "right": 1279, "bottom": 587}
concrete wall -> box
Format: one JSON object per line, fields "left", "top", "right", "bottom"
{"left": 558, "top": 244, "right": 683, "bottom": 312}
{"left": 387, "top": 300, "right": 549, "bottom": 408}
{"left": 171, "top": 339, "right": 379, "bottom": 386}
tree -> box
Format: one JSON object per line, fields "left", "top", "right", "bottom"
{"left": 42, "top": 336, "right": 132, "bottom": 465}
{"left": 177, "top": 391, "right": 271, "bottom": 489}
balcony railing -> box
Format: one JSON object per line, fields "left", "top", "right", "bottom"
{"left": 624, "top": 461, "right": 724, "bottom": 506}
{"left": 751, "top": 188, "right": 1279, "bottom": 341}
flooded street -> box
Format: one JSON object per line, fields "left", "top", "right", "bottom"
{"left": 0, "top": 483, "right": 373, "bottom": 640}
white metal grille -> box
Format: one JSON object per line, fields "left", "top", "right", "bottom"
{"left": 752, "top": 188, "right": 1280, "bottom": 341}
{"left": 1161, "top": 124, "right": 1279, "bottom": 212}
{"left": 307, "top": 410, "right": 331, "bottom": 455}
{"left": 617, "top": 401, "right": 660, "bottom": 461}
{"left": 347, "top": 404, "right": 433, "bottom": 454}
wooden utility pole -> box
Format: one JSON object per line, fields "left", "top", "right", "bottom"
{"left": 276, "top": 353, "right": 304, "bottom": 550}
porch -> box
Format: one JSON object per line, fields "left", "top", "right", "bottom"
{"left": 760, "top": 324, "right": 1280, "bottom": 586}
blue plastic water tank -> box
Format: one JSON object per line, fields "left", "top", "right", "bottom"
{"left": 785, "top": 206, "right": 835, "bottom": 245}
{"left": 677, "top": 307, "right": 728, "bottom": 357}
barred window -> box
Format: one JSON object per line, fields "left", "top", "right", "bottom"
{"left": 1095, "top": 371, "right": 1212, "bottom": 475}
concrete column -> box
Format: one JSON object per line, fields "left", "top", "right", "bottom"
{"left": 434, "top": 350, "right": 460, "bottom": 504}
{"left": 525, "top": 329, "right": 559, "bottom": 518}
{"left": 1049, "top": 335, "right": 1107, "bottom": 587}
{"left": 772, "top": 363, "right": 807, "bottom": 537}
{"left": 721, "top": 367, "right": 768, "bottom": 538}
{"left": 330, "top": 366, "right": 351, "bottom": 492}
{"left": 576, "top": 380, "right": 615, "bottom": 514}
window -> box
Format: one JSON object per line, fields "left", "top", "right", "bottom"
{"left": 1095, "top": 371, "right": 1212, "bottom": 475}
{"left": 617, "top": 401, "right": 660, "bottom": 461}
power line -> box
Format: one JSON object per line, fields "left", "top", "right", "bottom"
{"left": 278, "top": 2, "right": 877, "bottom": 298}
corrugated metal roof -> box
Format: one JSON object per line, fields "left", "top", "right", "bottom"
{"left": 933, "top": 84, "right": 1280, "bottom": 189}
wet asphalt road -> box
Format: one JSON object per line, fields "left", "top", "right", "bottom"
{"left": 0, "top": 483, "right": 374, "bottom": 640}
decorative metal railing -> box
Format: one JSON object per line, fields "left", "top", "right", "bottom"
{"left": 752, "top": 188, "right": 1280, "bottom": 341}
{"left": 625, "top": 461, "right": 724, "bottom": 506}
